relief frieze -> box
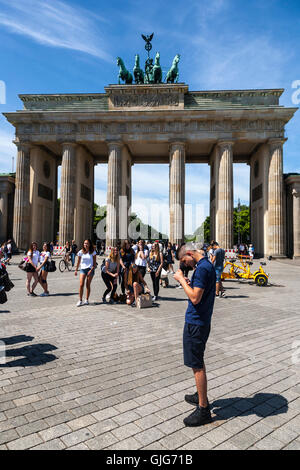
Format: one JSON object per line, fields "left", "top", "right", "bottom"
{"left": 16, "top": 119, "right": 285, "bottom": 137}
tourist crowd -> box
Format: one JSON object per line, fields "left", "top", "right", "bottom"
{"left": 12, "top": 237, "right": 239, "bottom": 306}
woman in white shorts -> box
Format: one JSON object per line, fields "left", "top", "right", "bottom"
{"left": 75, "top": 239, "right": 96, "bottom": 306}
{"left": 37, "top": 242, "right": 51, "bottom": 297}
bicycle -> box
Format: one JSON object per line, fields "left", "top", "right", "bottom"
{"left": 59, "top": 255, "right": 72, "bottom": 273}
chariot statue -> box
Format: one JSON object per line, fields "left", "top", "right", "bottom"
{"left": 116, "top": 35, "right": 181, "bottom": 85}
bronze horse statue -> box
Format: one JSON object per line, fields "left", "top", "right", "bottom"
{"left": 166, "top": 54, "right": 180, "bottom": 83}
{"left": 133, "top": 54, "right": 144, "bottom": 84}
{"left": 152, "top": 52, "right": 162, "bottom": 84}
{"left": 117, "top": 57, "right": 133, "bottom": 84}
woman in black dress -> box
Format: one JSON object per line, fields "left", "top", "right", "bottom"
{"left": 165, "top": 241, "right": 175, "bottom": 274}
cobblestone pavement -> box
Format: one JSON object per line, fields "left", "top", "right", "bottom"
{"left": 0, "top": 256, "right": 300, "bottom": 450}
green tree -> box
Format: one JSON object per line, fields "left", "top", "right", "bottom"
{"left": 233, "top": 205, "right": 250, "bottom": 244}
{"left": 203, "top": 216, "right": 210, "bottom": 243}
{"left": 198, "top": 206, "right": 250, "bottom": 246}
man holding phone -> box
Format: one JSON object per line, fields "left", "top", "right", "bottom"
{"left": 174, "top": 242, "right": 216, "bottom": 426}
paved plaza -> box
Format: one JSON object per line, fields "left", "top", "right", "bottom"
{"left": 0, "top": 256, "right": 300, "bottom": 451}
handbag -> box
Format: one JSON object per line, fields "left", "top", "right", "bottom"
{"left": 160, "top": 268, "right": 168, "bottom": 279}
{"left": 0, "top": 286, "right": 7, "bottom": 304}
{"left": 45, "top": 260, "right": 56, "bottom": 272}
{"left": 136, "top": 293, "right": 152, "bottom": 309}
{"left": 18, "top": 260, "right": 26, "bottom": 271}
{"left": 0, "top": 272, "right": 14, "bottom": 292}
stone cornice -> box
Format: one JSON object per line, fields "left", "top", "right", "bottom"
{"left": 3, "top": 106, "right": 297, "bottom": 123}
{"left": 188, "top": 89, "right": 284, "bottom": 98}
{"left": 19, "top": 93, "right": 107, "bottom": 102}
{"left": 19, "top": 88, "right": 283, "bottom": 101}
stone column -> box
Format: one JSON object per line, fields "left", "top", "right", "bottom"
{"left": 13, "top": 143, "right": 31, "bottom": 250}
{"left": 267, "top": 138, "right": 286, "bottom": 257}
{"left": 106, "top": 142, "right": 122, "bottom": 247}
{"left": 292, "top": 186, "right": 300, "bottom": 258}
{"left": 59, "top": 143, "right": 77, "bottom": 245}
{"left": 216, "top": 141, "right": 234, "bottom": 249}
{"left": 169, "top": 142, "right": 185, "bottom": 245}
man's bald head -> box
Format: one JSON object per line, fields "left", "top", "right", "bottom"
{"left": 177, "top": 242, "right": 206, "bottom": 270}
{"left": 178, "top": 242, "right": 206, "bottom": 259}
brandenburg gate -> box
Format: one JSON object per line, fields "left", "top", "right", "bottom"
{"left": 2, "top": 37, "right": 298, "bottom": 257}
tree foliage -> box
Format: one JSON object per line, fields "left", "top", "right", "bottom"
{"left": 200, "top": 205, "right": 250, "bottom": 245}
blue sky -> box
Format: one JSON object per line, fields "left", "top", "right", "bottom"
{"left": 0, "top": 0, "right": 299, "bottom": 233}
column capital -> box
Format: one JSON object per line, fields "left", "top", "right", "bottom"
{"left": 268, "top": 137, "right": 287, "bottom": 150}
{"left": 107, "top": 141, "right": 123, "bottom": 151}
{"left": 216, "top": 139, "right": 235, "bottom": 151}
{"left": 169, "top": 141, "right": 186, "bottom": 154}
{"left": 13, "top": 141, "right": 33, "bottom": 152}
{"left": 62, "top": 142, "right": 77, "bottom": 149}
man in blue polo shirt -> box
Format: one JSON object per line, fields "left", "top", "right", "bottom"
{"left": 174, "top": 242, "right": 216, "bottom": 426}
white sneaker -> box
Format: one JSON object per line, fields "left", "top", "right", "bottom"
{"left": 84, "top": 300, "right": 89, "bottom": 305}
{"left": 152, "top": 296, "right": 157, "bottom": 301}
{"left": 177, "top": 285, "right": 183, "bottom": 289}
{"left": 76, "top": 300, "right": 83, "bottom": 307}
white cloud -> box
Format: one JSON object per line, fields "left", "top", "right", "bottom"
{"left": 0, "top": 0, "right": 111, "bottom": 61}
{"left": 186, "top": 21, "right": 291, "bottom": 91}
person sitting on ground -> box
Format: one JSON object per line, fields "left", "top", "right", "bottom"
{"left": 101, "top": 247, "right": 120, "bottom": 303}
{"left": 124, "top": 263, "right": 150, "bottom": 306}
